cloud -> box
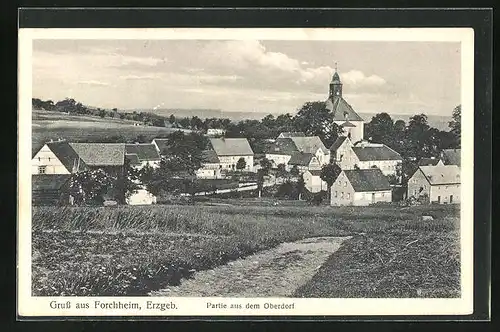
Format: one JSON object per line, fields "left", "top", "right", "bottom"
{"left": 119, "top": 74, "right": 162, "bottom": 81}
{"left": 341, "top": 70, "right": 386, "bottom": 86}
{"left": 77, "top": 80, "right": 110, "bottom": 86}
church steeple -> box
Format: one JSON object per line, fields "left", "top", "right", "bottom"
{"left": 329, "top": 62, "right": 343, "bottom": 98}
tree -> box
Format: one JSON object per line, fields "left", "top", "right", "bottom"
{"left": 276, "top": 163, "right": 288, "bottom": 179}
{"left": 448, "top": 105, "right": 461, "bottom": 147}
{"left": 403, "top": 114, "right": 431, "bottom": 160}
{"left": 256, "top": 169, "right": 266, "bottom": 198}
{"left": 98, "top": 108, "right": 106, "bottom": 118}
{"left": 365, "top": 113, "right": 395, "bottom": 147}
{"left": 168, "top": 114, "right": 176, "bottom": 124}
{"left": 259, "top": 158, "right": 272, "bottom": 175}
{"left": 320, "top": 163, "right": 342, "bottom": 200}
{"left": 114, "top": 157, "right": 141, "bottom": 203}
{"left": 67, "top": 168, "right": 116, "bottom": 206}
{"left": 236, "top": 157, "right": 247, "bottom": 171}
{"left": 290, "top": 165, "right": 300, "bottom": 177}
{"left": 296, "top": 175, "right": 306, "bottom": 200}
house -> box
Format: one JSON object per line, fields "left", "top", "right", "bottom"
{"left": 277, "top": 132, "right": 305, "bottom": 138}
{"left": 287, "top": 152, "right": 322, "bottom": 173}
{"left": 325, "top": 65, "right": 365, "bottom": 143}
{"left": 125, "top": 143, "right": 161, "bottom": 169}
{"left": 303, "top": 169, "right": 328, "bottom": 193}
{"left": 32, "top": 140, "right": 87, "bottom": 174}
{"left": 329, "top": 136, "right": 354, "bottom": 169}
{"left": 196, "top": 150, "right": 223, "bottom": 179}
{"left": 206, "top": 128, "right": 226, "bottom": 137}
{"left": 440, "top": 149, "right": 461, "bottom": 167}
{"left": 69, "top": 143, "right": 125, "bottom": 177}
{"left": 288, "top": 136, "right": 330, "bottom": 166}
{"left": 418, "top": 157, "right": 444, "bottom": 166}
{"left": 208, "top": 138, "right": 255, "bottom": 172}
{"left": 32, "top": 174, "right": 72, "bottom": 206}
{"left": 407, "top": 165, "right": 460, "bottom": 204}
{"left": 151, "top": 138, "right": 170, "bottom": 156}
{"left": 265, "top": 137, "right": 298, "bottom": 167}
{"left": 350, "top": 141, "right": 403, "bottom": 176}
{"left": 330, "top": 168, "right": 392, "bottom": 206}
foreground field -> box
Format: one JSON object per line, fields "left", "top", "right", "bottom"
{"left": 32, "top": 204, "right": 460, "bottom": 297}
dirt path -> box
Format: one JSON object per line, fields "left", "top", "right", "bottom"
{"left": 150, "top": 236, "right": 350, "bottom": 297}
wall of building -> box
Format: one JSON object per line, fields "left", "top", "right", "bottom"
{"left": 429, "top": 184, "right": 460, "bottom": 204}
{"left": 265, "top": 154, "right": 291, "bottom": 167}
{"left": 407, "top": 169, "right": 431, "bottom": 199}
{"left": 357, "top": 160, "right": 401, "bottom": 176}
{"left": 127, "top": 189, "right": 157, "bottom": 205}
{"left": 32, "top": 145, "right": 71, "bottom": 174}
{"left": 330, "top": 172, "right": 355, "bottom": 205}
{"left": 352, "top": 191, "right": 392, "bottom": 206}
{"left": 304, "top": 173, "right": 327, "bottom": 193}
{"left": 218, "top": 155, "right": 254, "bottom": 172}
{"left": 196, "top": 166, "right": 222, "bottom": 179}
{"left": 315, "top": 150, "right": 331, "bottom": 166}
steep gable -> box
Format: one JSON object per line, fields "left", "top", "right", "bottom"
{"left": 325, "top": 96, "right": 364, "bottom": 122}
{"left": 45, "top": 141, "right": 88, "bottom": 172}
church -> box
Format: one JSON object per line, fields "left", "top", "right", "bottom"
{"left": 325, "top": 65, "right": 365, "bottom": 143}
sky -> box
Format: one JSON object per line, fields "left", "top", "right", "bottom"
{"left": 32, "top": 39, "right": 461, "bottom": 117}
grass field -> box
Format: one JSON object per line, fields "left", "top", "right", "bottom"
{"left": 31, "top": 203, "right": 460, "bottom": 297}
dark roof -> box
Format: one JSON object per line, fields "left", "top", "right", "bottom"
{"left": 325, "top": 96, "right": 364, "bottom": 121}
{"left": 418, "top": 157, "right": 441, "bottom": 166}
{"left": 441, "top": 149, "right": 461, "bottom": 166}
{"left": 125, "top": 154, "right": 141, "bottom": 166}
{"left": 331, "top": 71, "right": 341, "bottom": 83}
{"left": 329, "top": 136, "right": 348, "bottom": 152}
{"left": 266, "top": 138, "right": 299, "bottom": 155}
{"left": 288, "top": 152, "right": 315, "bottom": 166}
{"left": 307, "top": 169, "right": 323, "bottom": 176}
{"left": 278, "top": 132, "right": 306, "bottom": 138}
{"left": 419, "top": 165, "right": 461, "bottom": 185}
{"left": 152, "top": 139, "right": 170, "bottom": 155}
{"left": 201, "top": 150, "right": 220, "bottom": 163}
{"left": 70, "top": 143, "right": 125, "bottom": 166}
{"left": 343, "top": 169, "right": 391, "bottom": 192}
{"left": 46, "top": 141, "right": 87, "bottom": 173}
{"left": 209, "top": 138, "right": 254, "bottom": 156}
{"left": 352, "top": 145, "right": 402, "bottom": 161}
{"left": 32, "top": 174, "right": 71, "bottom": 191}
{"left": 290, "top": 136, "right": 329, "bottom": 154}
{"left": 125, "top": 144, "right": 160, "bottom": 161}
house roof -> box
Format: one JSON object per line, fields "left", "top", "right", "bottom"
{"left": 209, "top": 138, "right": 254, "bottom": 156}
{"left": 307, "top": 169, "right": 323, "bottom": 177}
{"left": 266, "top": 138, "right": 299, "bottom": 155}
{"left": 201, "top": 150, "right": 220, "bottom": 163}
{"left": 352, "top": 145, "right": 402, "bottom": 161}
{"left": 441, "top": 149, "right": 461, "bottom": 166}
{"left": 289, "top": 136, "right": 329, "bottom": 154}
{"left": 419, "top": 165, "right": 461, "bottom": 185}
{"left": 288, "top": 152, "right": 316, "bottom": 166}
{"left": 152, "top": 138, "right": 170, "bottom": 155}
{"left": 418, "top": 157, "right": 441, "bottom": 166}
{"left": 343, "top": 169, "right": 391, "bottom": 192}
{"left": 125, "top": 154, "right": 141, "bottom": 166}
{"left": 125, "top": 144, "right": 160, "bottom": 161}
{"left": 325, "top": 96, "right": 364, "bottom": 121}
{"left": 278, "top": 132, "right": 305, "bottom": 138}
{"left": 329, "top": 136, "right": 348, "bottom": 152}
{"left": 70, "top": 143, "right": 125, "bottom": 166}
{"left": 46, "top": 141, "right": 87, "bottom": 173}
{"left": 32, "top": 174, "right": 71, "bottom": 191}
{"left": 341, "top": 120, "right": 357, "bottom": 128}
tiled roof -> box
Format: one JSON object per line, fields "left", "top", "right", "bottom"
{"left": 209, "top": 138, "right": 254, "bottom": 156}
{"left": 307, "top": 169, "right": 323, "bottom": 176}
{"left": 152, "top": 139, "right": 170, "bottom": 155}
{"left": 289, "top": 136, "right": 329, "bottom": 154}
{"left": 329, "top": 136, "right": 348, "bottom": 152}
{"left": 352, "top": 145, "right": 402, "bottom": 161}
{"left": 266, "top": 138, "right": 299, "bottom": 155}
{"left": 288, "top": 152, "right": 315, "bottom": 166}
{"left": 419, "top": 165, "right": 461, "bottom": 185}
{"left": 125, "top": 154, "right": 141, "bottom": 166}
{"left": 125, "top": 144, "right": 161, "bottom": 161}
{"left": 46, "top": 141, "right": 87, "bottom": 173}
{"left": 418, "top": 158, "right": 441, "bottom": 166}
{"left": 325, "top": 96, "right": 364, "bottom": 121}
{"left": 32, "top": 174, "right": 71, "bottom": 191}
{"left": 70, "top": 143, "right": 125, "bottom": 166}
{"left": 343, "top": 169, "right": 391, "bottom": 192}
{"left": 201, "top": 150, "right": 220, "bottom": 163}
{"left": 278, "top": 132, "right": 306, "bottom": 138}
{"left": 441, "top": 149, "right": 461, "bottom": 167}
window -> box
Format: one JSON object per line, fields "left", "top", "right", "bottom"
{"left": 334, "top": 191, "right": 337, "bottom": 198}
{"left": 344, "top": 181, "right": 347, "bottom": 187}
{"left": 346, "top": 193, "right": 350, "bottom": 199}
{"left": 38, "top": 166, "right": 47, "bottom": 174}
{"left": 341, "top": 192, "right": 344, "bottom": 198}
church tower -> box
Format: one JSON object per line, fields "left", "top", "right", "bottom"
{"left": 329, "top": 62, "right": 343, "bottom": 98}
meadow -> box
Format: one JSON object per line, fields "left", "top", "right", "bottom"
{"left": 31, "top": 203, "right": 460, "bottom": 297}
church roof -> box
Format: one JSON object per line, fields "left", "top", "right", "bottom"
{"left": 325, "top": 96, "right": 364, "bottom": 121}
{"left": 331, "top": 71, "right": 341, "bottom": 83}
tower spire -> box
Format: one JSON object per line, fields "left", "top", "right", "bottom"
{"left": 335, "top": 61, "right": 338, "bottom": 72}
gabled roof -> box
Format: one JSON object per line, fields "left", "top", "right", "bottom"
{"left": 307, "top": 169, "right": 323, "bottom": 177}
{"left": 341, "top": 120, "right": 357, "bottom": 128}
{"left": 32, "top": 174, "right": 71, "bottom": 191}
{"left": 418, "top": 157, "right": 441, "bottom": 166}
{"left": 343, "top": 169, "right": 391, "bottom": 192}
{"left": 419, "top": 165, "right": 460, "bottom": 185}
{"left": 288, "top": 152, "right": 316, "bottom": 166}
{"left": 352, "top": 145, "right": 402, "bottom": 161}
{"left": 266, "top": 138, "right": 299, "bottom": 155}
{"left": 45, "top": 141, "right": 87, "bottom": 173}
{"left": 209, "top": 138, "right": 254, "bottom": 156}
{"left": 325, "top": 96, "right": 364, "bottom": 121}
{"left": 278, "top": 132, "right": 306, "bottom": 138}
{"left": 125, "top": 154, "right": 141, "bottom": 166}
{"left": 151, "top": 138, "right": 170, "bottom": 154}
{"left": 289, "top": 136, "right": 329, "bottom": 155}
{"left": 70, "top": 143, "right": 125, "bottom": 166}
{"left": 441, "top": 149, "right": 461, "bottom": 167}
{"left": 201, "top": 150, "right": 220, "bottom": 163}
{"left": 125, "top": 144, "right": 161, "bottom": 161}
{"left": 329, "top": 136, "right": 349, "bottom": 152}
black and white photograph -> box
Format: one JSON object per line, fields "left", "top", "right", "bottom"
{"left": 18, "top": 26, "right": 475, "bottom": 317}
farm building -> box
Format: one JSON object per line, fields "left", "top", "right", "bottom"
{"left": 440, "top": 149, "right": 461, "bottom": 167}
{"left": 330, "top": 168, "right": 392, "bottom": 206}
{"left": 265, "top": 137, "right": 298, "bottom": 168}
{"left": 265, "top": 136, "right": 330, "bottom": 168}
{"left": 329, "top": 136, "right": 354, "bottom": 168}
{"left": 277, "top": 132, "right": 305, "bottom": 138}
{"left": 287, "top": 152, "right": 322, "bottom": 173}
{"left": 288, "top": 136, "right": 330, "bottom": 166}
{"left": 407, "top": 165, "right": 460, "bottom": 204}
{"left": 419, "top": 157, "right": 444, "bottom": 166}
{"left": 350, "top": 141, "right": 402, "bottom": 177}
{"left": 32, "top": 174, "right": 72, "bottom": 206}
{"left": 31, "top": 140, "right": 87, "bottom": 174}
{"left": 325, "top": 65, "right": 365, "bottom": 144}
{"left": 151, "top": 138, "right": 170, "bottom": 156}
{"left": 69, "top": 143, "right": 125, "bottom": 178}
{"left": 125, "top": 143, "right": 161, "bottom": 169}
{"left": 303, "top": 169, "right": 328, "bottom": 193}
{"left": 196, "top": 150, "right": 223, "bottom": 179}
{"left": 206, "top": 128, "right": 226, "bottom": 137}
{"left": 208, "top": 138, "right": 255, "bottom": 172}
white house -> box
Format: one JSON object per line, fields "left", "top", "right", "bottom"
{"left": 329, "top": 136, "right": 354, "bottom": 169}
{"left": 196, "top": 150, "right": 223, "bottom": 179}
{"left": 208, "top": 138, "right": 255, "bottom": 172}
{"left": 288, "top": 136, "right": 330, "bottom": 166}
{"left": 350, "top": 141, "right": 403, "bottom": 176}
{"left": 265, "top": 138, "right": 297, "bottom": 168}
{"left": 125, "top": 143, "right": 161, "bottom": 169}
{"left": 331, "top": 168, "right": 392, "bottom": 206}
{"left": 407, "top": 165, "right": 460, "bottom": 204}
{"left": 32, "top": 140, "right": 84, "bottom": 174}
{"left": 206, "top": 128, "right": 226, "bottom": 137}
{"left": 303, "top": 169, "right": 328, "bottom": 193}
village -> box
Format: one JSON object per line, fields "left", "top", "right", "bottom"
{"left": 31, "top": 67, "right": 461, "bottom": 208}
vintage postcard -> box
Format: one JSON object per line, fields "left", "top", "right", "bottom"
{"left": 18, "top": 27, "right": 474, "bottom": 317}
